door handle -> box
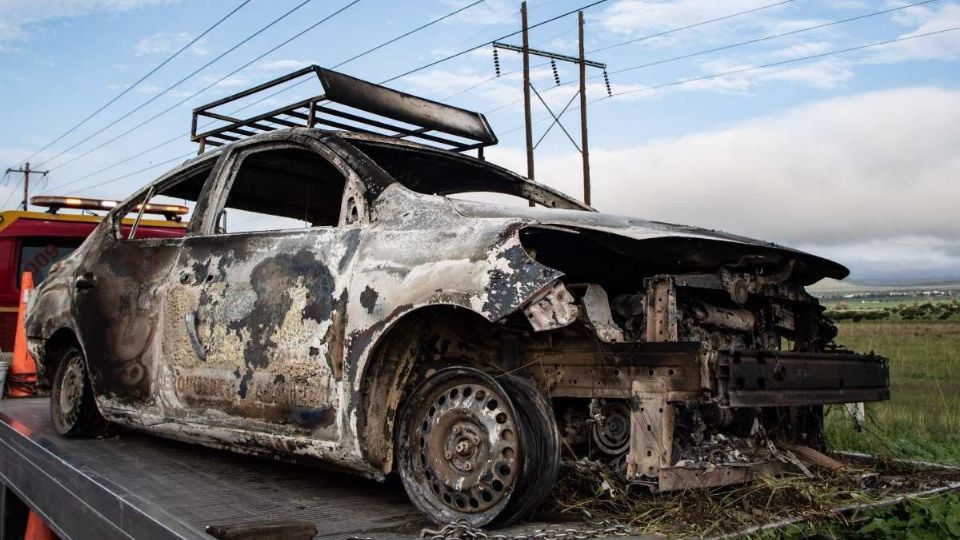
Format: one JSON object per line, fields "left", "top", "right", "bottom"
{"left": 184, "top": 313, "right": 206, "bottom": 361}
{"left": 75, "top": 273, "right": 97, "bottom": 290}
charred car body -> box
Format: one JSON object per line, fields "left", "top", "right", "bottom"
{"left": 25, "top": 67, "right": 889, "bottom": 526}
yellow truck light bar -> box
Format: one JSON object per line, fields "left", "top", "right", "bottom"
{"left": 31, "top": 196, "right": 188, "bottom": 221}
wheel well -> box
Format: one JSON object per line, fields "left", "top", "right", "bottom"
{"left": 40, "top": 328, "right": 81, "bottom": 387}
{"left": 357, "top": 305, "right": 500, "bottom": 474}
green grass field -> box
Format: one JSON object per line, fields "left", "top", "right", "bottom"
{"left": 824, "top": 321, "right": 960, "bottom": 464}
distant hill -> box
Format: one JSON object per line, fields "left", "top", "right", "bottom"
{"left": 808, "top": 277, "right": 960, "bottom": 296}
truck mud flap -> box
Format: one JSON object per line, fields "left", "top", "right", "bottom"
{"left": 718, "top": 350, "right": 890, "bottom": 408}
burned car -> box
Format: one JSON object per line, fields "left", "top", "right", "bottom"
{"left": 25, "top": 67, "right": 889, "bottom": 527}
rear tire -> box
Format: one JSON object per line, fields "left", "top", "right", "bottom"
{"left": 396, "top": 367, "right": 559, "bottom": 527}
{"left": 50, "top": 346, "right": 109, "bottom": 437}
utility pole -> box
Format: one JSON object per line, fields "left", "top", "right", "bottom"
{"left": 578, "top": 11, "right": 591, "bottom": 206}
{"left": 5, "top": 162, "right": 49, "bottom": 211}
{"left": 495, "top": 7, "right": 607, "bottom": 207}
{"left": 520, "top": 1, "right": 535, "bottom": 206}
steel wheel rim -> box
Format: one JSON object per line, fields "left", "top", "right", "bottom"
{"left": 57, "top": 354, "right": 85, "bottom": 428}
{"left": 405, "top": 373, "right": 521, "bottom": 519}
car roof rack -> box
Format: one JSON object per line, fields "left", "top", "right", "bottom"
{"left": 191, "top": 65, "right": 498, "bottom": 155}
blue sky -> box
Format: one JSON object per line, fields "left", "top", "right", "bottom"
{"left": 1, "top": 0, "right": 959, "bottom": 282}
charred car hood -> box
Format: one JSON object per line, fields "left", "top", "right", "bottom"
{"left": 451, "top": 200, "right": 848, "bottom": 285}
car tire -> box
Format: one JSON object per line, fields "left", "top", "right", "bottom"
{"left": 396, "top": 366, "right": 560, "bottom": 527}
{"left": 50, "top": 346, "right": 109, "bottom": 437}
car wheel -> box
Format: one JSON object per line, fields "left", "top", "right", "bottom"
{"left": 396, "top": 367, "right": 560, "bottom": 527}
{"left": 50, "top": 346, "right": 109, "bottom": 437}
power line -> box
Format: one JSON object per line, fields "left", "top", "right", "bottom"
{"left": 609, "top": 0, "right": 943, "bottom": 75}
{"left": 334, "top": 0, "right": 486, "bottom": 67}
{"left": 1, "top": 179, "right": 22, "bottom": 210}
{"left": 478, "top": 0, "right": 949, "bottom": 119}
{"left": 43, "top": 0, "right": 361, "bottom": 174}
{"left": 46, "top": 0, "right": 491, "bottom": 194}
{"left": 437, "top": 0, "right": 797, "bottom": 103}
{"left": 381, "top": 0, "right": 614, "bottom": 84}
{"left": 36, "top": 0, "right": 318, "bottom": 170}
{"left": 21, "top": 0, "right": 253, "bottom": 165}
{"left": 67, "top": 152, "right": 197, "bottom": 196}
{"left": 604, "top": 25, "right": 960, "bottom": 100}
{"left": 496, "top": 23, "right": 960, "bottom": 136}
{"left": 589, "top": 0, "right": 797, "bottom": 54}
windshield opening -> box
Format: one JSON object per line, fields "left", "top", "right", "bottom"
{"left": 345, "top": 138, "right": 589, "bottom": 211}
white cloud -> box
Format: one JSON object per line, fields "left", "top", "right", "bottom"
{"left": 133, "top": 31, "right": 205, "bottom": 57}
{"left": 0, "top": 0, "right": 177, "bottom": 49}
{"left": 593, "top": 0, "right": 800, "bottom": 48}
{"left": 865, "top": 3, "right": 960, "bottom": 63}
{"left": 486, "top": 87, "right": 960, "bottom": 278}
{"left": 758, "top": 58, "right": 854, "bottom": 89}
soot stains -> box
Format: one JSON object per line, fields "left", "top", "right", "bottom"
{"left": 360, "top": 285, "right": 378, "bottom": 314}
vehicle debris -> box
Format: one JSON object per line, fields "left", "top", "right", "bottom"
{"left": 23, "top": 66, "right": 891, "bottom": 527}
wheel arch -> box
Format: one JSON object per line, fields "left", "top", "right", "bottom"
{"left": 355, "top": 304, "right": 502, "bottom": 475}
{"left": 37, "top": 327, "right": 83, "bottom": 386}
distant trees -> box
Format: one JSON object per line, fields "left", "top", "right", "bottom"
{"left": 826, "top": 300, "right": 960, "bottom": 323}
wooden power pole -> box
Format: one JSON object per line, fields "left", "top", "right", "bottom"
{"left": 5, "top": 162, "right": 49, "bottom": 211}
{"left": 520, "top": 1, "right": 535, "bottom": 206}
{"left": 578, "top": 11, "right": 591, "bottom": 206}
{"left": 495, "top": 5, "right": 607, "bottom": 206}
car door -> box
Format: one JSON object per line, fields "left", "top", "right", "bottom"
{"left": 72, "top": 159, "right": 215, "bottom": 411}
{"left": 159, "top": 139, "right": 365, "bottom": 440}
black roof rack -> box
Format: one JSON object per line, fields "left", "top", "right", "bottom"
{"left": 191, "top": 66, "right": 498, "bottom": 154}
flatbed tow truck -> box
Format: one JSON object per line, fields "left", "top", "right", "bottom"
{"left": 0, "top": 397, "right": 429, "bottom": 540}
{"left": 2, "top": 396, "right": 960, "bottom": 540}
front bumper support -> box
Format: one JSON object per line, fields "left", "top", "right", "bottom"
{"left": 718, "top": 350, "right": 890, "bottom": 408}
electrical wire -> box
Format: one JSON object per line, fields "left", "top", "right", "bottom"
{"left": 608, "top": 0, "right": 943, "bottom": 75}
{"left": 589, "top": 0, "right": 797, "bottom": 54}
{"left": 43, "top": 0, "right": 361, "bottom": 173}
{"left": 438, "top": 0, "right": 799, "bottom": 102}
{"left": 21, "top": 0, "right": 253, "bottom": 165}
{"left": 603, "top": 25, "right": 960, "bottom": 100}
{"left": 35, "top": 0, "right": 318, "bottom": 170}
{"left": 381, "top": 0, "right": 614, "bottom": 84}
{"left": 67, "top": 152, "right": 198, "bottom": 196}
{"left": 46, "top": 0, "right": 492, "bottom": 193}
{"left": 479, "top": 0, "right": 950, "bottom": 122}
{"left": 495, "top": 24, "right": 960, "bottom": 137}
{"left": 334, "top": 0, "right": 486, "bottom": 67}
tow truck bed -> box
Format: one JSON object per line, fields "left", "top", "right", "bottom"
{"left": 0, "top": 398, "right": 431, "bottom": 540}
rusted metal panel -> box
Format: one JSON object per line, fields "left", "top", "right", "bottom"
{"left": 626, "top": 379, "right": 673, "bottom": 481}
{"left": 658, "top": 461, "right": 789, "bottom": 492}
{"left": 719, "top": 350, "right": 890, "bottom": 407}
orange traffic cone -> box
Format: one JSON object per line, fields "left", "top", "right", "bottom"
{"left": 24, "top": 510, "right": 56, "bottom": 540}
{"left": 8, "top": 272, "right": 36, "bottom": 397}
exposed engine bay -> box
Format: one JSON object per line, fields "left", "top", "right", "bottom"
{"left": 510, "top": 228, "right": 889, "bottom": 491}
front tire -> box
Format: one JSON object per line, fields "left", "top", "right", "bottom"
{"left": 50, "top": 346, "right": 109, "bottom": 437}
{"left": 396, "top": 367, "right": 560, "bottom": 527}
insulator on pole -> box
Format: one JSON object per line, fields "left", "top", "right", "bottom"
{"left": 551, "top": 59, "right": 560, "bottom": 86}
{"left": 603, "top": 69, "right": 612, "bottom": 97}
{"left": 493, "top": 48, "right": 501, "bottom": 77}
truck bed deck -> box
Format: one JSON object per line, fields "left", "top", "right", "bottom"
{"left": 0, "top": 398, "right": 443, "bottom": 539}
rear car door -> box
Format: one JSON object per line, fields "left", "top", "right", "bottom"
{"left": 72, "top": 160, "right": 214, "bottom": 410}
{"left": 160, "top": 139, "right": 366, "bottom": 440}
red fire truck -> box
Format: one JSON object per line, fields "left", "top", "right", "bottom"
{"left": 0, "top": 195, "right": 188, "bottom": 352}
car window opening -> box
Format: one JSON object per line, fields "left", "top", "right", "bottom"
{"left": 219, "top": 147, "right": 346, "bottom": 234}
{"left": 122, "top": 162, "right": 211, "bottom": 240}
{"left": 346, "top": 139, "right": 585, "bottom": 210}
